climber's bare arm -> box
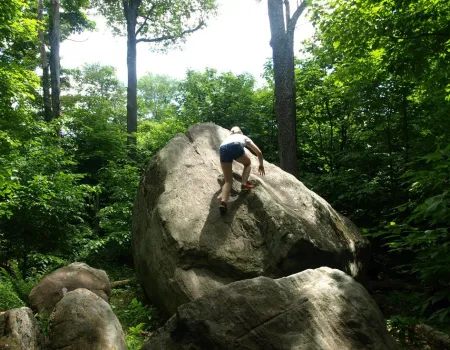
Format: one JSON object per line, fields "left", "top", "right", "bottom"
{"left": 247, "top": 142, "right": 265, "bottom": 176}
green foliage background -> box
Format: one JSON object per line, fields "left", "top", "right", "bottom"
{"left": 0, "top": 0, "right": 449, "bottom": 346}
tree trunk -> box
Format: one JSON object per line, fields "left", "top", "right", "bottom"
{"left": 43, "top": 65, "right": 52, "bottom": 121}
{"left": 402, "top": 92, "right": 409, "bottom": 163}
{"left": 316, "top": 119, "right": 324, "bottom": 156}
{"left": 37, "top": 0, "right": 52, "bottom": 121}
{"left": 325, "top": 99, "right": 334, "bottom": 173}
{"left": 124, "top": 0, "right": 139, "bottom": 156}
{"left": 340, "top": 104, "right": 349, "bottom": 152}
{"left": 268, "top": 0, "right": 306, "bottom": 177}
{"left": 50, "top": 0, "right": 61, "bottom": 121}
{"left": 386, "top": 103, "right": 396, "bottom": 203}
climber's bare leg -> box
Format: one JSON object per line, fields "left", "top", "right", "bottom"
{"left": 236, "top": 151, "right": 252, "bottom": 186}
{"left": 220, "top": 162, "right": 233, "bottom": 203}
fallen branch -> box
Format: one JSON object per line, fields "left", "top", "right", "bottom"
{"left": 111, "top": 279, "right": 139, "bottom": 289}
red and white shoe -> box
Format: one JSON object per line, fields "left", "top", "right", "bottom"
{"left": 241, "top": 183, "right": 255, "bottom": 191}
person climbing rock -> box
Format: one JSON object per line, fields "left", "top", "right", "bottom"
{"left": 218, "top": 126, "right": 265, "bottom": 215}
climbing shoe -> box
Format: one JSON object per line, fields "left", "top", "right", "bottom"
{"left": 241, "top": 183, "right": 255, "bottom": 191}
{"left": 219, "top": 200, "right": 228, "bottom": 215}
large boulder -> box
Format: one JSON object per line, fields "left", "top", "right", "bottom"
{"left": 48, "top": 288, "right": 126, "bottom": 350}
{"left": 144, "top": 267, "right": 398, "bottom": 350}
{"left": 132, "top": 123, "right": 370, "bottom": 316}
{"left": 29, "top": 262, "right": 110, "bottom": 317}
{"left": 0, "top": 307, "right": 43, "bottom": 350}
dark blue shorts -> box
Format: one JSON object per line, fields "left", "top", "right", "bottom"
{"left": 219, "top": 143, "right": 245, "bottom": 163}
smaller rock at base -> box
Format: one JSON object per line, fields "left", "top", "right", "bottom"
{"left": 144, "top": 267, "right": 399, "bottom": 350}
{"left": 48, "top": 288, "right": 126, "bottom": 350}
{"left": 28, "top": 262, "right": 111, "bottom": 317}
{"left": 0, "top": 307, "right": 43, "bottom": 350}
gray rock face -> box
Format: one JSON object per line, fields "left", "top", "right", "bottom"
{"left": 29, "top": 262, "right": 111, "bottom": 317}
{"left": 144, "top": 267, "right": 398, "bottom": 350}
{"left": 132, "top": 123, "right": 370, "bottom": 316}
{"left": 48, "top": 288, "right": 126, "bottom": 350}
{"left": 0, "top": 307, "right": 43, "bottom": 350}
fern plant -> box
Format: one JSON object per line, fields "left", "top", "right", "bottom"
{"left": 0, "top": 261, "right": 36, "bottom": 304}
{"left": 0, "top": 280, "right": 25, "bottom": 311}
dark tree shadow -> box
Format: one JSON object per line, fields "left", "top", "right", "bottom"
{"left": 192, "top": 172, "right": 262, "bottom": 280}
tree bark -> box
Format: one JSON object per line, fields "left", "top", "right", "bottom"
{"left": 37, "top": 0, "right": 52, "bottom": 121}
{"left": 268, "top": 0, "right": 307, "bottom": 176}
{"left": 340, "top": 103, "right": 349, "bottom": 152}
{"left": 402, "top": 92, "right": 409, "bottom": 163}
{"left": 316, "top": 120, "right": 324, "bottom": 156}
{"left": 124, "top": 0, "right": 140, "bottom": 156}
{"left": 123, "top": 0, "right": 205, "bottom": 158}
{"left": 325, "top": 99, "right": 334, "bottom": 173}
{"left": 50, "top": 0, "right": 61, "bottom": 121}
{"left": 43, "top": 65, "right": 52, "bottom": 121}
{"left": 386, "top": 102, "right": 396, "bottom": 203}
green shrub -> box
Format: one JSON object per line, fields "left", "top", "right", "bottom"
{"left": 0, "top": 257, "right": 64, "bottom": 307}
{"left": 1, "top": 261, "right": 37, "bottom": 304}
{"left": 35, "top": 313, "right": 51, "bottom": 336}
{"left": 387, "top": 315, "right": 420, "bottom": 345}
{"left": 25, "top": 253, "right": 67, "bottom": 275}
{"left": 0, "top": 281, "right": 25, "bottom": 311}
{"left": 78, "top": 161, "right": 139, "bottom": 263}
{"left": 115, "top": 297, "right": 155, "bottom": 330}
{"left": 125, "top": 323, "right": 147, "bottom": 350}
{"left": 371, "top": 146, "right": 450, "bottom": 325}
{"left": 0, "top": 128, "right": 97, "bottom": 266}
{"left": 109, "top": 285, "right": 155, "bottom": 349}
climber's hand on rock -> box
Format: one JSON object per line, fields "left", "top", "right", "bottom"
{"left": 258, "top": 165, "right": 265, "bottom": 176}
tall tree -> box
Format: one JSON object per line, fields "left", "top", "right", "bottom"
{"left": 94, "top": 0, "right": 217, "bottom": 153}
{"left": 267, "top": 0, "right": 307, "bottom": 176}
{"left": 38, "top": 0, "right": 94, "bottom": 122}
{"left": 37, "top": 0, "right": 52, "bottom": 121}
{"left": 49, "top": 0, "right": 61, "bottom": 120}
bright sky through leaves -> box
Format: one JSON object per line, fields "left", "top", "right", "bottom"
{"left": 60, "top": 0, "right": 314, "bottom": 84}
